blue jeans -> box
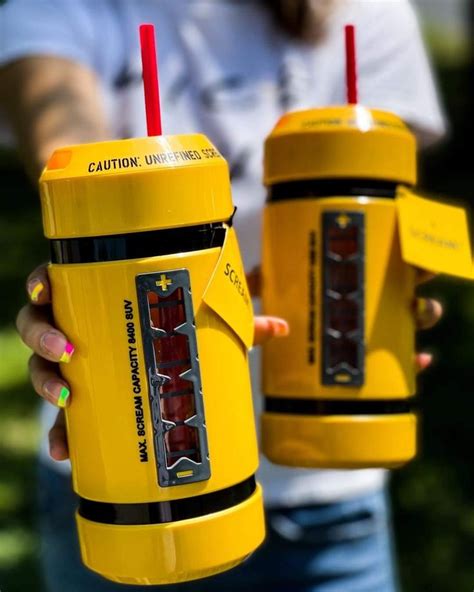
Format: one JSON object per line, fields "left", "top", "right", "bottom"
{"left": 38, "top": 465, "right": 399, "bottom": 592}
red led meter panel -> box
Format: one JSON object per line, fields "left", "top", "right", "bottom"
{"left": 322, "top": 212, "right": 365, "bottom": 386}
{"left": 136, "top": 269, "right": 210, "bottom": 487}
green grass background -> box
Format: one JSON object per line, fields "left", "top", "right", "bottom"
{"left": 0, "top": 156, "right": 48, "bottom": 591}
{"left": 1, "top": 53, "right": 474, "bottom": 592}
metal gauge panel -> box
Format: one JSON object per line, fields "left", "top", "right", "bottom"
{"left": 136, "top": 269, "right": 210, "bottom": 487}
{"left": 322, "top": 212, "right": 365, "bottom": 386}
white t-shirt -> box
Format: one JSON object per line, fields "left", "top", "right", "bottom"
{"left": 0, "top": 0, "right": 445, "bottom": 506}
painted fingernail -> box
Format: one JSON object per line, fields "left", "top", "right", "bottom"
{"left": 59, "top": 342, "right": 75, "bottom": 363}
{"left": 27, "top": 279, "right": 44, "bottom": 302}
{"left": 57, "top": 386, "right": 71, "bottom": 407}
{"left": 416, "top": 298, "right": 428, "bottom": 316}
{"left": 272, "top": 319, "right": 290, "bottom": 337}
{"left": 41, "top": 332, "right": 75, "bottom": 362}
{"left": 44, "top": 381, "right": 70, "bottom": 408}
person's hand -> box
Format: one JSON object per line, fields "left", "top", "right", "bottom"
{"left": 16, "top": 264, "right": 74, "bottom": 461}
{"left": 16, "top": 264, "right": 290, "bottom": 461}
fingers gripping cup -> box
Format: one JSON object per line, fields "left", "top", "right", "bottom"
{"left": 261, "top": 26, "right": 473, "bottom": 469}
{"left": 39, "top": 25, "right": 264, "bottom": 585}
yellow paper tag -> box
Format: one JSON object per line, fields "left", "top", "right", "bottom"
{"left": 202, "top": 227, "right": 254, "bottom": 349}
{"left": 396, "top": 188, "right": 473, "bottom": 279}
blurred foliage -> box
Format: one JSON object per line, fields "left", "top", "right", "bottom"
{"left": 0, "top": 162, "right": 45, "bottom": 592}
{"left": 1, "top": 32, "right": 474, "bottom": 592}
{"left": 422, "top": 24, "right": 470, "bottom": 67}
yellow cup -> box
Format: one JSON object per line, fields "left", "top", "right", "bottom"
{"left": 40, "top": 134, "right": 264, "bottom": 584}
{"left": 261, "top": 106, "right": 418, "bottom": 469}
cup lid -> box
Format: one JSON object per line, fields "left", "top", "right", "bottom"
{"left": 40, "top": 134, "right": 233, "bottom": 239}
{"left": 264, "top": 106, "right": 417, "bottom": 187}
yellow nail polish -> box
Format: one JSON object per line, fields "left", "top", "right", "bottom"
{"left": 29, "top": 281, "right": 44, "bottom": 302}
{"left": 416, "top": 298, "right": 428, "bottom": 316}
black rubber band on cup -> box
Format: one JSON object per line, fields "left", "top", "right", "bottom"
{"left": 78, "top": 475, "right": 257, "bottom": 525}
{"left": 51, "top": 222, "right": 227, "bottom": 264}
{"left": 267, "top": 179, "right": 398, "bottom": 202}
{"left": 264, "top": 397, "right": 415, "bottom": 416}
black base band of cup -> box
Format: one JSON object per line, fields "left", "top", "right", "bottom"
{"left": 78, "top": 475, "right": 257, "bottom": 526}
{"left": 264, "top": 397, "right": 415, "bottom": 416}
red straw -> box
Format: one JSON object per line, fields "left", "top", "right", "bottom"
{"left": 140, "top": 24, "right": 162, "bottom": 136}
{"left": 345, "top": 25, "right": 358, "bottom": 104}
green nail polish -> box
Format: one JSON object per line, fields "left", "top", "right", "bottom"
{"left": 57, "top": 386, "right": 70, "bottom": 408}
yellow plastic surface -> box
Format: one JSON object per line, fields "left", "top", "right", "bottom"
{"left": 77, "top": 485, "right": 265, "bottom": 585}
{"left": 262, "top": 414, "right": 417, "bottom": 469}
{"left": 202, "top": 227, "right": 254, "bottom": 349}
{"left": 262, "top": 197, "right": 416, "bottom": 399}
{"left": 40, "top": 134, "right": 233, "bottom": 238}
{"left": 264, "top": 106, "right": 416, "bottom": 186}
{"left": 50, "top": 234, "right": 257, "bottom": 503}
